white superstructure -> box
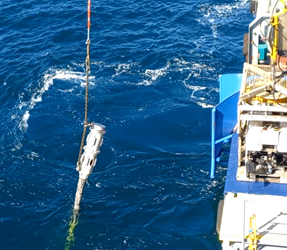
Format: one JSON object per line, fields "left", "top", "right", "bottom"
{"left": 217, "top": 1, "right": 287, "bottom": 249}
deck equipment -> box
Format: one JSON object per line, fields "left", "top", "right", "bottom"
{"left": 211, "top": 0, "right": 287, "bottom": 249}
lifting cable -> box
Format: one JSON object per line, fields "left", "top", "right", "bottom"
{"left": 76, "top": 0, "right": 92, "bottom": 172}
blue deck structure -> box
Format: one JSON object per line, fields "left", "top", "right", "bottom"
{"left": 210, "top": 74, "right": 241, "bottom": 178}
{"left": 211, "top": 73, "right": 287, "bottom": 197}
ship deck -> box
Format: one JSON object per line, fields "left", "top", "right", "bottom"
{"left": 219, "top": 192, "right": 287, "bottom": 248}
{"left": 224, "top": 133, "right": 287, "bottom": 196}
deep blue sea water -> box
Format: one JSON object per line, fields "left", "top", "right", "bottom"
{"left": 0, "top": 0, "right": 253, "bottom": 249}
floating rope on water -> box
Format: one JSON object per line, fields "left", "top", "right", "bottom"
{"left": 64, "top": 0, "right": 105, "bottom": 249}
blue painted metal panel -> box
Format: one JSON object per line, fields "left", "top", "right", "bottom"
{"left": 225, "top": 133, "right": 287, "bottom": 197}
{"left": 211, "top": 91, "right": 239, "bottom": 178}
{"left": 211, "top": 73, "right": 242, "bottom": 178}
{"left": 219, "top": 74, "right": 242, "bottom": 102}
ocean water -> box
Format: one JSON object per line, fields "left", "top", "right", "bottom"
{"left": 0, "top": 0, "right": 252, "bottom": 249}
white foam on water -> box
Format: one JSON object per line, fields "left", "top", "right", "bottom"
{"left": 189, "top": 86, "right": 214, "bottom": 108}
{"left": 142, "top": 58, "right": 216, "bottom": 85}
{"left": 103, "top": 58, "right": 217, "bottom": 87}
{"left": 193, "top": 62, "right": 216, "bottom": 77}
{"left": 73, "top": 58, "right": 218, "bottom": 109}
{"left": 137, "top": 57, "right": 217, "bottom": 107}
{"left": 174, "top": 59, "right": 217, "bottom": 83}
{"left": 50, "top": 69, "right": 94, "bottom": 87}
{"left": 18, "top": 111, "right": 30, "bottom": 132}
{"left": 186, "top": 85, "right": 207, "bottom": 96}
{"left": 197, "top": 0, "right": 248, "bottom": 38}
{"left": 27, "top": 151, "right": 39, "bottom": 160}
{"left": 211, "top": 87, "right": 219, "bottom": 93}
{"left": 113, "top": 63, "right": 139, "bottom": 77}
{"left": 212, "top": 0, "right": 248, "bottom": 17}
{"left": 194, "top": 101, "right": 214, "bottom": 109}
{"left": 108, "top": 60, "right": 170, "bottom": 86}
{"left": 145, "top": 67, "right": 167, "bottom": 81}
{"left": 184, "top": 84, "right": 214, "bottom": 108}
{"left": 18, "top": 68, "right": 89, "bottom": 132}
{"left": 138, "top": 79, "right": 151, "bottom": 86}
{"left": 139, "top": 62, "right": 170, "bottom": 86}
{"left": 201, "top": 0, "right": 248, "bottom": 21}
{"left": 172, "top": 59, "right": 218, "bottom": 108}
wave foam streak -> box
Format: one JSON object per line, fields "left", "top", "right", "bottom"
{"left": 197, "top": 0, "right": 249, "bottom": 38}
{"left": 18, "top": 68, "right": 88, "bottom": 132}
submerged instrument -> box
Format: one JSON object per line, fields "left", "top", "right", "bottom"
{"left": 65, "top": 1, "right": 105, "bottom": 249}
{"left": 74, "top": 123, "right": 105, "bottom": 212}
{"left": 211, "top": 0, "right": 287, "bottom": 249}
